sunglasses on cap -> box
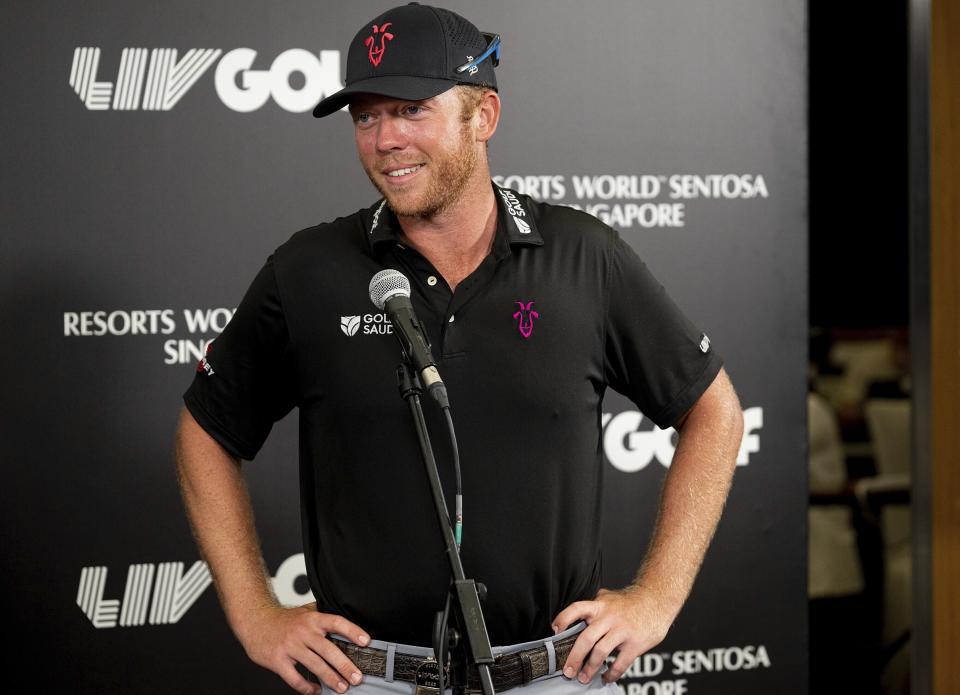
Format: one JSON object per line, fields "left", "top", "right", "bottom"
{"left": 455, "top": 33, "right": 501, "bottom": 76}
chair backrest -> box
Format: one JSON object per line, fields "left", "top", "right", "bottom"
{"left": 864, "top": 398, "right": 911, "bottom": 547}
{"left": 864, "top": 398, "right": 911, "bottom": 477}
{"left": 808, "top": 392, "right": 845, "bottom": 493}
{"left": 807, "top": 393, "right": 864, "bottom": 597}
{"left": 828, "top": 339, "right": 900, "bottom": 406}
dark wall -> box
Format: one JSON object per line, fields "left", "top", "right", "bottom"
{"left": 809, "top": 1, "right": 909, "bottom": 327}
{"left": 1, "top": 2, "right": 807, "bottom": 693}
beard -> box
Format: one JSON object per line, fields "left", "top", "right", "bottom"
{"left": 364, "top": 125, "right": 479, "bottom": 219}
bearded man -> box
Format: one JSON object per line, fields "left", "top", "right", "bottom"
{"left": 176, "top": 5, "right": 744, "bottom": 695}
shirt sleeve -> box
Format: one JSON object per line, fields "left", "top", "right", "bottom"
{"left": 604, "top": 235, "right": 723, "bottom": 429}
{"left": 183, "top": 255, "right": 297, "bottom": 460}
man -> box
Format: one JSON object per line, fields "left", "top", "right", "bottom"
{"left": 176, "top": 4, "right": 744, "bottom": 695}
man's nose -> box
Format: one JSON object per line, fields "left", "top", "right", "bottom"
{"left": 376, "top": 115, "right": 407, "bottom": 152}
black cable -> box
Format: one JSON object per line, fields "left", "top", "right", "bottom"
{"left": 442, "top": 405, "right": 463, "bottom": 547}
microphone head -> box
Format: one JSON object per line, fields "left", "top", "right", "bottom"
{"left": 369, "top": 269, "right": 411, "bottom": 309}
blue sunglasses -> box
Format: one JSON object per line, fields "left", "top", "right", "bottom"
{"left": 455, "top": 33, "right": 501, "bottom": 75}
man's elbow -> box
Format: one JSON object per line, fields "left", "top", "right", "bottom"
{"left": 677, "top": 367, "right": 744, "bottom": 444}
{"left": 175, "top": 405, "right": 241, "bottom": 478}
{"left": 713, "top": 369, "right": 744, "bottom": 441}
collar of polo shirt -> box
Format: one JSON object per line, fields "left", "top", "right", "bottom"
{"left": 365, "top": 181, "right": 545, "bottom": 254}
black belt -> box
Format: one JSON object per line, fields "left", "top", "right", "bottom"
{"left": 330, "top": 633, "right": 579, "bottom": 693}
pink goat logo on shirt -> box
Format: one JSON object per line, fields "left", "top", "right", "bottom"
{"left": 513, "top": 301, "right": 539, "bottom": 339}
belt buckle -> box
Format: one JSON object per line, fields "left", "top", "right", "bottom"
{"left": 415, "top": 656, "right": 448, "bottom": 695}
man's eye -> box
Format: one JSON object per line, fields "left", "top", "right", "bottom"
{"left": 404, "top": 105, "right": 423, "bottom": 116}
{"left": 356, "top": 113, "right": 371, "bottom": 124}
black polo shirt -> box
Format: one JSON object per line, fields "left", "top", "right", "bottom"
{"left": 184, "top": 183, "right": 722, "bottom": 646}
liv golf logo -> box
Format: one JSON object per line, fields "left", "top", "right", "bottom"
{"left": 602, "top": 407, "right": 764, "bottom": 471}
{"left": 77, "top": 555, "right": 313, "bottom": 628}
{"left": 77, "top": 562, "right": 212, "bottom": 628}
{"left": 69, "top": 46, "right": 343, "bottom": 112}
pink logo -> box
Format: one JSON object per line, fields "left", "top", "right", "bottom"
{"left": 364, "top": 22, "right": 394, "bottom": 67}
{"left": 513, "top": 301, "right": 539, "bottom": 339}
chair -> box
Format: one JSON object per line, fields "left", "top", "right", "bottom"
{"left": 808, "top": 392, "right": 863, "bottom": 598}
{"left": 861, "top": 398, "right": 911, "bottom": 648}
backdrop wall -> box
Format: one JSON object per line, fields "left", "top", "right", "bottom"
{"left": 1, "top": 1, "right": 807, "bottom": 692}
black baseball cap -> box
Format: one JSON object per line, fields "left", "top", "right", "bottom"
{"left": 313, "top": 2, "right": 499, "bottom": 118}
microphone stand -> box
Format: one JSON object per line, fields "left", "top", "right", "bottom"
{"left": 395, "top": 360, "right": 496, "bottom": 695}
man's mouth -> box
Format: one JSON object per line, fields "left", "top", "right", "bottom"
{"left": 385, "top": 164, "right": 424, "bottom": 178}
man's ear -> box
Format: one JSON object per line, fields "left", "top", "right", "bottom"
{"left": 476, "top": 90, "right": 501, "bottom": 143}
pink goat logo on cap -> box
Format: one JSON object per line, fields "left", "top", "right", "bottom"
{"left": 365, "top": 23, "right": 394, "bottom": 67}
{"left": 513, "top": 301, "right": 539, "bottom": 339}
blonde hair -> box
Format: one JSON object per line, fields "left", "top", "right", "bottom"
{"left": 456, "top": 85, "right": 495, "bottom": 123}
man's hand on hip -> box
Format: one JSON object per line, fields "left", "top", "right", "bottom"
{"left": 552, "top": 587, "right": 673, "bottom": 684}
{"left": 238, "top": 602, "right": 371, "bottom": 695}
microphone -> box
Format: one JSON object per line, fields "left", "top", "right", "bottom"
{"left": 369, "top": 269, "right": 449, "bottom": 408}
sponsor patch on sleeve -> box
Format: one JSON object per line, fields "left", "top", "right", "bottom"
{"left": 196, "top": 341, "right": 216, "bottom": 375}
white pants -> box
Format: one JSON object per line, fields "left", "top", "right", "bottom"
{"left": 322, "top": 623, "right": 622, "bottom": 695}
{"left": 326, "top": 670, "right": 622, "bottom": 695}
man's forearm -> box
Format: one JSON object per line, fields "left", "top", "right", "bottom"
{"left": 174, "top": 406, "right": 278, "bottom": 642}
{"left": 174, "top": 407, "right": 372, "bottom": 695}
{"left": 630, "top": 369, "right": 744, "bottom": 620}
{"left": 552, "top": 370, "right": 744, "bottom": 683}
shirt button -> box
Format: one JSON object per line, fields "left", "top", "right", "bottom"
{"left": 427, "top": 275, "right": 438, "bottom": 286}
{"left": 448, "top": 315, "right": 455, "bottom": 323}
